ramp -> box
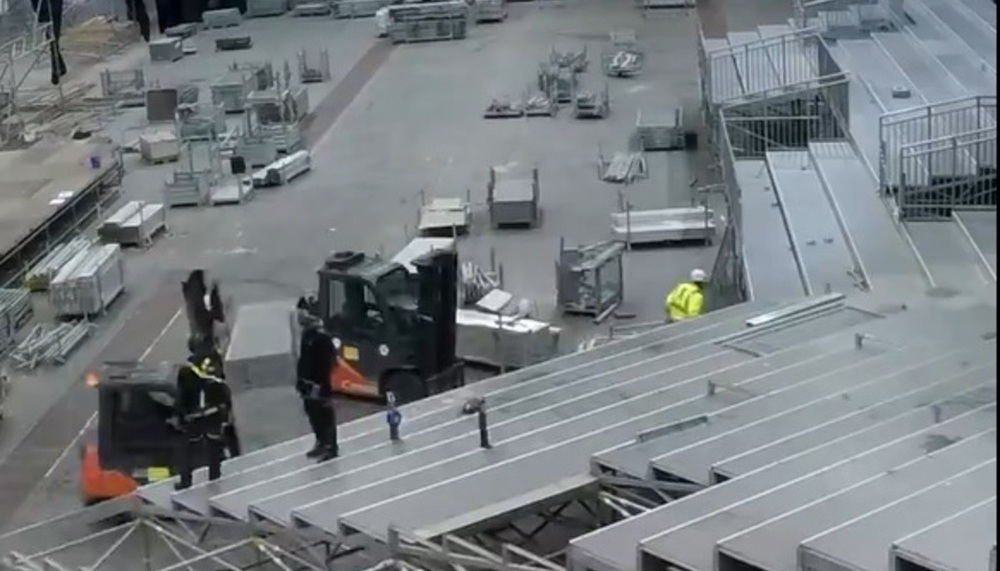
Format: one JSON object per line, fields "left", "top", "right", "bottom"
{"left": 905, "top": 219, "right": 994, "bottom": 291}
{"left": 954, "top": 209, "right": 997, "bottom": 280}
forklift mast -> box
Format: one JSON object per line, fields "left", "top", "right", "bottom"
{"left": 181, "top": 270, "right": 226, "bottom": 361}
{"left": 414, "top": 249, "right": 459, "bottom": 380}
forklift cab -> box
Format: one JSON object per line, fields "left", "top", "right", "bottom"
{"left": 95, "top": 363, "right": 180, "bottom": 483}
{"left": 317, "top": 251, "right": 421, "bottom": 398}
{"left": 316, "top": 249, "right": 463, "bottom": 401}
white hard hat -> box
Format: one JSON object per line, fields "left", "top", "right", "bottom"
{"left": 690, "top": 269, "right": 709, "bottom": 283}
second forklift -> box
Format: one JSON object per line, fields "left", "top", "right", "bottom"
{"left": 299, "top": 246, "right": 464, "bottom": 403}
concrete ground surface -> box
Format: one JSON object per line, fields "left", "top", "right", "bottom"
{"left": 0, "top": 0, "right": 793, "bottom": 560}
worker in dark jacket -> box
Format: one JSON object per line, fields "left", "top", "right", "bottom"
{"left": 296, "top": 297, "right": 339, "bottom": 461}
{"left": 174, "top": 354, "right": 233, "bottom": 490}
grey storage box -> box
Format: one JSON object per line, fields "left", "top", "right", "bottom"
{"left": 202, "top": 7, "right": 242, "bottom": 28}
{"left": 211, "top": 71, "right": 256, "bottom": 113}
{"left": 138, "top": 131, "right": 181, "bottom": 163}
{"left": 225, "top": 301, "right": 297, "bottom": 391}
{"left": 246, "top": 0, "right": 287, "bottom": 16}
{"left": 456, "top": 308, "right": 560, "bottom": 370}
{"left": 49, "top": 244, "right": 126, "bottom": 318}
{"left": 635, "top": 108, "right": 685, "bottom": 151}
{"left": 149, "top": 37, "right": 183, "bottom": 62}
{"left": 486, "top": 166, "right": 541, "bottom": 228}
{"left": 146, "top": 85, "right": 198, "bottom": 123}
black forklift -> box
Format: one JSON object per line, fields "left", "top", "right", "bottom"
{"left": 302, "top": 247, "right": 464, "bottom": 403}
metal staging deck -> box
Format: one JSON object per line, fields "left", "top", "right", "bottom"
{"left": 139, "top": 293, "right": 995, "bottom": 549}
{"left": 890, "top": 497, "right": 997, "bottom": 571}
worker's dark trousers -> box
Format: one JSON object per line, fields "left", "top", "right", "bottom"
{"left": 303, "top": 398, "right": 338, "bottom": 454}
{"left": 175, "top": 429, "right": 224, "bottom": 489}
{"left": 124, "top": 0, "right": 152, "bottom": 41}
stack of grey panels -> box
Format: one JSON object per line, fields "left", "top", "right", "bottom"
{"left": 223, "top": 301, "right": 297, "bottom": 392}
{"left": 246, "top": 0, "right": 287, "bottom": 17}
{"left": 98, "top": 201, "right": 167, "bottom": 246}
{"left": 0, "top": 288, "right": 32, "bottom": 351}
{"left": 49, "top": 244, "right": 126, "bottom": 318}
{"left": 22, "top": 237, "right": 91, "bottom": 292}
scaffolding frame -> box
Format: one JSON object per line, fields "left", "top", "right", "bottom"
{"left": 0, "top": 474, "right": 677, "bottom": 571}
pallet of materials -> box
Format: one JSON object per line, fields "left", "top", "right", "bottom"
{"left": 419, "top": 197, "right": 471, "bottom": 236}
{"left": 23, "top": 237, "right": 92, "bottom": 291}
{"left": 149, "top": 37, "right": 183, "bottom": 62}
{"left": 8, "top": 321, "right": 94, "bottom": 369}
{"left": 456, "top": 307, "right": 560, "bottom": 369}
{"left": 225, "top": 300, "right": 297, "bottom": 391}
{"left": 475, "top": 0, "right": 507, "bottom": 22}
{"left": 203, "top": 7, "right": 242, "bottom": 28}
{"left": 49, "top": 244, "right": 126, "bottom": 318}
{"left": 292, "top": 1, "right": 333, "bottom": 16}
{"left": 138, "top": 131, "right": 181, "bottom": 163}
{"left": 210, "top": 176, "right": 256, "bottom": 205}
{"left": 635, "top": 108, "right": 688, "bottom": 151}
{"left": 387, "top": 1, "right": 469, "bottom": 43}
{"left": 251, "top": 150, "right": 312, "bottom": 187}
{"left": 332, "top": 0, "right": 392, "bottom": 18}
{"left": 610, "top": 206, "right": 715, "bottom": 245}
{"left": 246, "top": 0, "right": 288, "bottom": 17}
{"left": 98, "top": 201, "right": 167, "bottom": 247}
{"left": 0, "top": 288, "right": 33, "bottom": 353}
{"left": 487, "top": 167, "right": 541, "bottom": 228}
{"left": 484, "top": 98, "right": 524, "bottom": 119}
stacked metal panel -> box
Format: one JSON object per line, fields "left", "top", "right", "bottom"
{"left": 22, "top": 237, "right": 92, "bottom": 291}
{"left": 0, "top": 288, "right": 32, "bottom": 352}
{"left": 98, "top": 201, "right": 167, "bottom": 246}
{"left": 49, "top": 244, "right": 126, "bottom": 318}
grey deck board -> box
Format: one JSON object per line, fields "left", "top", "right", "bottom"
{"left": 650, "top": 354, "right": 997, "bottom": 484}
{"left": 717, "top": 444, "right": 997, "bottom": 571}
{"left": 800, "top": 463, "right": 997, "bottom": 571}
{"left": 955, "top": 209, "right": 997, "bottom": 277}
{"left": 808, "top": 142, "right": 927, "bottom": 295}
{"left": 208, "top": 303, "right": 789, "bottom": 520}
{"left": 891, "top": 497, "right": 997, "bottom": 571}
{"left": 766, "top": 151, "right": 860, "bottom": 296}
{"left": 918, "top": 0, "right": 997, "bottom": 71}
{"left": 711, "top": 377, "right": 996, "bottom": 482}
{"left": 956, "top": 0, "right": 997, "bottom": 32}
{"left": 640, "top": 428, "right": 997, "bottom": 571}
{"left": 734, "top": 160, "right": 805, "bottom": 302}
{"left": 899, "top": 0, "right": 996, "bottom": 91}
{"left": 593, "top": 341, "right": 889, "bottom": 481}
{"left": 570, "top": 381, "right": 996, "bottom": 571}
{"left": 144, "top": 298, "right": 780, "bottom": 509}
{"left": 237, "top": 342, "right": 752, "bottom": 524}
{"left": 905, "top": 220, "right": 993, "bottom": 292}
{"left": 872, "top": 32, "right": 967, "bottom": 103}
{"left": 591, "top": 308, "right": 882, "bottom": 478}
{"left": 839, "top": 39, "right": 926, "bottom": 113}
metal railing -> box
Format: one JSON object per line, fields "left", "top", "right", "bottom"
{"left": 878, "top": 95, "right": 998, "bottom": 196}
{"left": 700, "top": 28, "right": 824, "bottom": 106}
{"left": 897, "top": 128, "right": 997, "bottom": 218}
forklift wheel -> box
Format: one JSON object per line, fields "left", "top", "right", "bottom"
{"left": 383, "top": 372, "right": 426, "bottom": 405}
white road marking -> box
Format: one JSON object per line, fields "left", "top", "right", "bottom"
{"left": 42, "top": 308, "right": 184, "bottom": 480}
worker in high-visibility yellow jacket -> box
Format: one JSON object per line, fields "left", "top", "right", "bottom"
{"left": 665, "top": 269, "right": 708, "bottom": 322}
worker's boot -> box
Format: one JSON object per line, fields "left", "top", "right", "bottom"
{"left": 316, "top": 444, "right": 339, "bottom": 462}
{"left": 305, "top": 441, "right": 325, "bottom": 459}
